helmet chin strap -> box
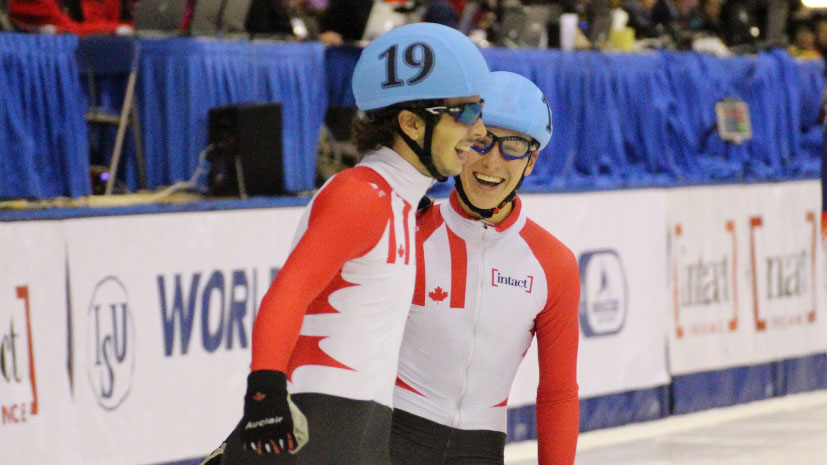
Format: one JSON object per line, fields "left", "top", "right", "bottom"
{"left": 454, "top": 158, "right": 532, "bottom": 219}
{"left": 396, "top": 114, "right": 447, "bottom": 182}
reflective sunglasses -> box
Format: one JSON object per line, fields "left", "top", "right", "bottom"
{"left": 471, "top": 131, "right": 540, "bottom": 161}
{"left": 423, "top": 100, "right": 485, "bottom": 126}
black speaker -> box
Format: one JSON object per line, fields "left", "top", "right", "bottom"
{"left": 207, "top": 102, "right": 285, "bottom": 197}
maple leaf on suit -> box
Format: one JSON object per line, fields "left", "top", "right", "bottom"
{"left": 428, "top": 286, "right": 448, "bottom": 303}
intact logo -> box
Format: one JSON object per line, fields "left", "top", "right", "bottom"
{"left": 86, "top": 276, "right": 135, "bottom": 411}
{"left": 749, "top": 213, "right": 817, "bottom": 331}
{"left": 491, "top": 269, "right": 534, "bottom": 293}
{"left": 1, "top": 286, "right": 39, "bottom": 425}
{"left": 578, "top": 249, "right": 628, "bottom": 337}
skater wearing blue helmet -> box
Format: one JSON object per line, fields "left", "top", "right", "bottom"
{"left": 201, "top": 23, "right": 491, "bottom": 465}
{"left": 392, "top": 72, "right": 580, "bottom": 465}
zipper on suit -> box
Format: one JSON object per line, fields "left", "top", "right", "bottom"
{"left": 452, "top": 222, "right": 488, "bottom": 427}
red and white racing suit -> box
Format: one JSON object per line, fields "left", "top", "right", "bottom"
{"left": 251, "top": 147, "right": 433, "bottom": 408}
{"left": 394, "top": 191, "right": 580, "bottom": 464}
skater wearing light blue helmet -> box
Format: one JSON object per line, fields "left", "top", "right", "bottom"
{"left": 199, "top": 22, "right": 493, "bottom": 465}
{"left": 455, "top": 70, "right": 553, "bottom": 221}
{"left": 351, "top": 22, "right": 491, "bottom": 182}
{"left": 392, "top": 72, "right": 579, "bottom": 465}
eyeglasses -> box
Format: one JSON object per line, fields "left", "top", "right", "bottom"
{"left": 471, "top": 131, "right": 539, "bottom": 160}
{"left": 423, "top": 100, "right": 484, "bottom": 126}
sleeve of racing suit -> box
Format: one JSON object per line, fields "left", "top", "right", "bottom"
{"left": 525, "top": 224, "right": 581, "bottom": 465}
{"left": 251, "top": 170, "right": 391, "bottom": 372}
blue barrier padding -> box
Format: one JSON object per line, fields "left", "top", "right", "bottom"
{"left": 778, "top": 354, "right": 827, "bottom": 395}
{"left": 505, "top": 385, "right": 669, "bottom": 440}
{"left": 507, "top": 402, "right": 537, "bottom": 442}
{"left": 325, "top": 45, "right": 361, "bottom": 108}
{"left": 325, "top": 47, "right": 824, "bottom": 191}
{"left": 671, "top": 363, "right": 776, "bottom": 415}
{"left": 77, "top": 36, "right": 143, "bottom": 187}
{"left": 1, "top": 39, "right": 824, "bottom": 200}
{"left": 0, "top": 196, "right": 311, "bottom": 222}
{"left": 579, "top": 386, "right": 669, "bottom": 432}
{"left": 0, "top": 33, "right": 91, "bottom": 199}
{"left": 137, "top": 39, "right": 327, "bottom": 193}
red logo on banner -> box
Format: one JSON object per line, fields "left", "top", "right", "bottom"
{"left": 672, "top": 221, "right": 737, "bottom": 339}
{"left": 749, "top": 212, "right": 817, "bottom": 331}
{"left": 1, "top": 286, "right": 39, "bottom": 426}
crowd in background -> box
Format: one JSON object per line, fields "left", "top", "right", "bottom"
{"left": 1, "top": 0, "right": 827, "bottom": 58}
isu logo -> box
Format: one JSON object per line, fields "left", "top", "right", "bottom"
{"left": 86, "top": 277, "right": 135, "bottom": 411}
{"left": 491, "top": 269, "right": 533, "bottom": 293}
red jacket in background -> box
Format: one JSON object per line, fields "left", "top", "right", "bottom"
{"left": 9, "top": 0, "right": 128, "bottom": 35}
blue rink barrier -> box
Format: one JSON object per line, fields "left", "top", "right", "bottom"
{"left": 503, "top": 353, "right": 827, "bottom": 442}
{"left": 157, "top": 353, "right": 827, "bottom": 465}
{"left": 1, "top": 34, "right": 824, "bottom": 199}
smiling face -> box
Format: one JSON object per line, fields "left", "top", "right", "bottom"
{"left": 457, "top": 126, "right": 537, "bottom": 222}
{"left": 427, "top": 97, "right": 487, "bottom": 178}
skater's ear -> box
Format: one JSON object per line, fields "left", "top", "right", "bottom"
{"left": 397, "top": 110, "right": 426, "bottom": 141}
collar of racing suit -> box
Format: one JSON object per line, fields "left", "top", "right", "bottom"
{"left": 448, "top": 189, "right": 523, "bottom": 232}
{"left": 359, "top": 146, "right": 436, "bottom": 206}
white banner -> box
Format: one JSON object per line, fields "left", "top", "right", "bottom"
{"left": 667, "top": 181, "right": 827, "bottom": 375}
{"left": 509, "top": 190, "right": 671, "bottom": 403}
{"left": 61, "top": 207, "right": 303, "bottom": 465}
{"left": 0, "top": 222, "right": 82, "bottom": 464}
{"left": 4, "top": 180, "right": 825, "bottom": 463}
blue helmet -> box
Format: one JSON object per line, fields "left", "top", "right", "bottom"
{"left": 480, "top": 71, "right": 552, "bottom": 150}
{"left": 353, "top": 23, "right": 491, "bottom": 111}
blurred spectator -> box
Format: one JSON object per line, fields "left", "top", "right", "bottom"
{"left": 812, "top": 14, "right": 827, "bottom": 56}
{"left": 318, "top": 0, "right": 373, "bottom": 44}
{"left": 652, "top": 0, "right": 699, "bottom": 39}
{"left": 691, "top": 0, "right": 723, "bottom": 37}
{"left": 719, "top": 0, "right": 759, "bottom": 47}
{"left": 9, "top": 0, "right": 132, "bottom": 34}
{"left": 245, "top": 0, "right": 294, "bottom": 36}
{"left": 546, "top": 0, "right": 607, "bottom": 49}
{"left": 2, "top": 0, "right": 14, "bottom": 31}
{"left": 621, "top": 0, "right": 658, "bottom": 38}
{"left": 423, "top": 0, "right": 460, "bottom": 28}
{"left": 788, "top": 19, "right": 821, "bottom": 57}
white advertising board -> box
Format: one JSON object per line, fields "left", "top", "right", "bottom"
{"left": 667, "top": 181, "right": 827, "bottom": 375}
{"left": 0, "top": 221, "right": 82, "bottom": 464}
{"left": 61, "top": 207, "right": 303, "bottom": 465}
{"left": 510, "top": 189, "right": 671, "bottom": 403}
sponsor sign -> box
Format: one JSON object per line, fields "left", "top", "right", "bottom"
{"left": 668, "top": 181, "right": 827, "bottom": 375}
{"left": 62, "top": 207, "right": 303, "bottom": 464}
{"left": 578, "top": 249, "right": 628, "bottom": 337}
{"left": 509, "top": 189, "right": 670, "bottom": 403}
{"left": 0, "top": 222, "right": 82, "bottom": 464}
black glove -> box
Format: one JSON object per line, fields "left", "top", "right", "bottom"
{"left": 241, "top": 370, "right": 308, "bottom": 455}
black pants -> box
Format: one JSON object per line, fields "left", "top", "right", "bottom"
{"left": 389, "top": 409, "right": 507, "bottom": 465}
{"left": 217, "top": 393, "right": 393, "bottom": 465}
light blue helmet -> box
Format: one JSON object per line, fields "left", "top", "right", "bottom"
{"left": 480, "top": 71, "right": 552, "bottom": 150}
{"left": 353, "top": 23, "right": 491, "bottom": 111}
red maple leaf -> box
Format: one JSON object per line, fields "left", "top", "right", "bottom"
{"left": 428, "top": 286, "right": 448, "bottom": 303}
{"left": 398, "top": 245, "right": 405, "bottom": 257}
{"left": 252, "top": 392, "right": 267, "bottom": 402}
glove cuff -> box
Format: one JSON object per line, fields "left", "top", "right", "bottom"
{"left": 246, "top": 370, "right": 288, "bottom": 396}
